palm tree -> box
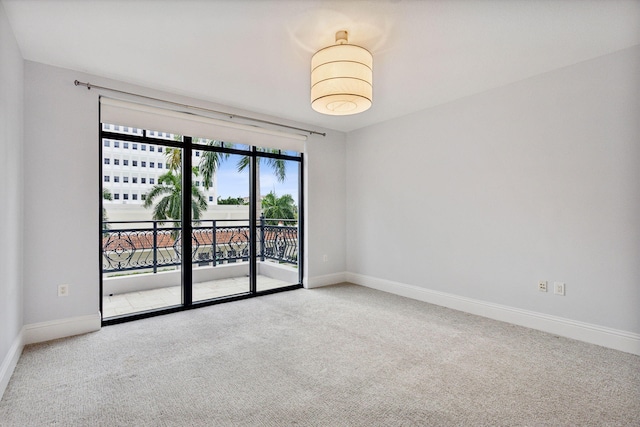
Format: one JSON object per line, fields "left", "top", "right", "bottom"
{"left": 102, "top": 188, "right": 113, "bottom": 230}
{"left": 197, "top": 139, "right": 229, "bottom": 190}
{"left": 167, "top": 138, "right": 228, "bottom": 190}
{"left": 165, "top": 146, "right": 182, "bottom": 172}
{"left": 231, "top": 148, "right": 287, "bottom": 218}
{"left": 143, "top": 171, "right": 207, "bottom": 229}
{"left": 261, "top": 191, "right": 297, "bottom": 225}
{"left": 169, "top": 138, "right": 288, "bottom": 218}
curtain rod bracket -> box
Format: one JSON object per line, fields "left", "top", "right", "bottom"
{"left": 73, "top": 79, "right": 326, "bottom": 137}
{"left": 74, "top": 80, "right": 91, "bottom": 90}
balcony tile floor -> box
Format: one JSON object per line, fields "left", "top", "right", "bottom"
{"left": 103, "top": 275, "right": 291, "bottom": 318}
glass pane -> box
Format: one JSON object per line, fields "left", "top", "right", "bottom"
{"left": 192, "top": 152, "right": 250, "bottom": 302}
{"left": 101, "top": 136, "right": 183, "bottom": 318}
{"left": 256, "top": 154, "right": 300, "bottom": 291}
{"left": 192, "top": 137, "right": 250, "bottom": 152}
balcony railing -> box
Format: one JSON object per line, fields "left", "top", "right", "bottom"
{"left": 102, "top": 217, "right": 298, "bottom": 274}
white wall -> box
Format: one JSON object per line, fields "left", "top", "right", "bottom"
{"left": 347, "top": 45, "right": 640, "bottom": 336}
{"left": 23, "top": 63, "right": 100, "bottom": 324}
{"left": 22, "top": 61, "right": 347, "bottom": 324}
{"left": 305, "top": 129, "right": 347, "bottom": 285}
{"left": 0, "top": 1, "right": 24, "bottom": 396}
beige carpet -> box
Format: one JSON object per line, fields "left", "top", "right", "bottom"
{"left": 1, "top": 283, "right": 639, "bottom": 426}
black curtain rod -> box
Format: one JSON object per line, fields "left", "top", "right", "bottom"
{"left": 74, "top": 80, "right": 326, "bottom": 137}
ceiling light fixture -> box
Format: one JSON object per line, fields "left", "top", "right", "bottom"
{"left": 311, "top": 30, "right": 373, "bottom": 115}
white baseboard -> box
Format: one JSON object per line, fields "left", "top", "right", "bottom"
{"left": 305, "top": 272, "right": 347, "bottom": 289}
{"left": 346, "top": 273, "right": 640, "bottom": 356}
{"left": 0, "top": 328, "right": 24, "bottom": 400}
{"left": 23, "top": 313, "right": 102, "bottom": 345}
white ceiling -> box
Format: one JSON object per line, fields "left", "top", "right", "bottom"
{"left": 3, "top": 0, "right": 640, "bottom": 132}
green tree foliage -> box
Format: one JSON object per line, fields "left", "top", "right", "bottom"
{"left": 236, "top": 149, "right": 286, "bottom": 182}
{"left": 195, "top": 144, "right": 288, "bottom": 216}
{"left": 163, "top": 137, "right": 289, "bottom": 219}
{"left": 261, "top": 191, "right": 297, "bottom": 225}
{"left": 236, "top": 148, "right": 286, "bottom": 217}
{"left": 144, "top": 139, "right": 210, "bottom": 227}
{"left": 197, "top": 139, "right": 229, "bottom": 190}
{"left": 102, "top": 188, "right": 113, "bottom": 230}
{"left": 167, "top": 138, "right": 228, "bottom": 191}
{"left": 165, "top": 146, "right": 182, "bottom": 172}
{"left": 143, "top": 171, "right": 207, "bottom": 229}
{"left": 217, "top": 196, "right": 247, "bottom": 205}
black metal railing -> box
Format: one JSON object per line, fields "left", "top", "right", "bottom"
{"left": 102, "top": 216, "right": 298, "bottom": 274}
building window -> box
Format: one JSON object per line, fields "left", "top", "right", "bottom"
{"left": 132, "top": 177, "right": 138, "bottom": 184}
{"left": 114, "top": 194, "right": 120, "bottom": 200}
{"left": 104, "top": 176, "right": 110, "bottom": 182}
{"left": 123, "top": 194, "right": 129, "bottom": 200}
{"left": 114, "top": 159, "right": 119, "bottom": 165}
{"left": 195, "top": 151, "right": 200, "bottom": 157}
{"left": 104, "top": 140, "right": 110, "bottom": 147}
{"left": 149, "top": 178, "right": 155, "bottom": 184}
{"left": 141, "top": 144, "right": 146, "bottom": 151}
{"left": 209, "top": 196, "right": 213, "bottom": 202}
{"left": 141, "top": 178, "right": 146, "bottom": 184}
{"left": 104, "top": 158, "right": 110, "bottom": 165}
{"left": 123, "top": 177, "right": 129, "bottom": 183}
{"left": 123, "top": 142, "right": 129, "bottom": 149}
{"left": 114, "top": 141, "right": 119, "bottom": 148}
{"left": 150, "top": 146, "right": 155, "bottom": 152}
{"left": 141, "top": 161, "right": 146, "bottom": 167}
{"left": 158, "top": 147, "right": 163, "bottom": 153}
{"left": 132, "top": 194, "right": 138, "bottom": 201}
{"left": 132, "top": 160, "right": 138, "bottom": 167}
{"left": 150, "top": 162, "right": 155, "bottom": 168}
{"left": 158, "top": 162, "right": 163, "bottom": 169}
{"left": 123, "top": 160, "right": 129, "bottom": 166}
{"left": 141, "top": 194, "right": 146, "bottom": 201}
{"left": 114, "top": 176, "right": 119, "bottom": 183}
{"left": 195, "top": 181, "right": 200, "bottom": 187}
{"left": 133, "top": 143, "right": 138, "bottom": 150}
{"left": 123, "top": 127, "right": 129, "bottom": 133}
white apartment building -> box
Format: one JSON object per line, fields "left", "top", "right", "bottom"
{"left": 101, "top": 124, "right": 217, "bottom": 206}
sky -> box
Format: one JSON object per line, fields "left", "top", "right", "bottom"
{"left": 214, "top": 154, "right": 300, "bottom": 205}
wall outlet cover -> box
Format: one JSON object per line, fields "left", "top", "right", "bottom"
{"left": 58, "top": 284, "right": 69, "bottom": 297}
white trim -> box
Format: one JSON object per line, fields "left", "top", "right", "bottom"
{"left": 0, "top": 328, "right": 24, "bottom": 400}
{"left": 304, "top": 272, "right": 347, "bottom": 289}
{"left": 346, "top": 273, "right": 640, "bottom": 356}
{"left": 23, "top": 313, "right": 102, "bottom": 345}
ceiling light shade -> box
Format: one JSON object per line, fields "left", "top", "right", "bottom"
{"left": 311, "top": 30, "right": 373, "bottom": 115}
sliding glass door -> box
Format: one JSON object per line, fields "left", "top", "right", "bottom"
{"left": 256, "top": 153, "right": 302, "bottom": 292}
{"left": 101, "top": 129, "right": 185, "bottom": 317}
{"left": 100, "top": 125, "right": 303, "bottom": 324}
{"left": 191, "top": 150, "right": 251, "bottom": 302}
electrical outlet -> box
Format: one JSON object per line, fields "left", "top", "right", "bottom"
{"left": 58, "top": 284, "right": 69, "bottom": 297}
{"left": 554, "top": 282, "right": 565, "bottom": 296}
{"left": 538, "top": 280, "right": 548, "bottom": 292}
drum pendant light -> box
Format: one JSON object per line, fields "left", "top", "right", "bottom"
{"left": 311, "top": 30, "right": 373, "bottom": 115}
